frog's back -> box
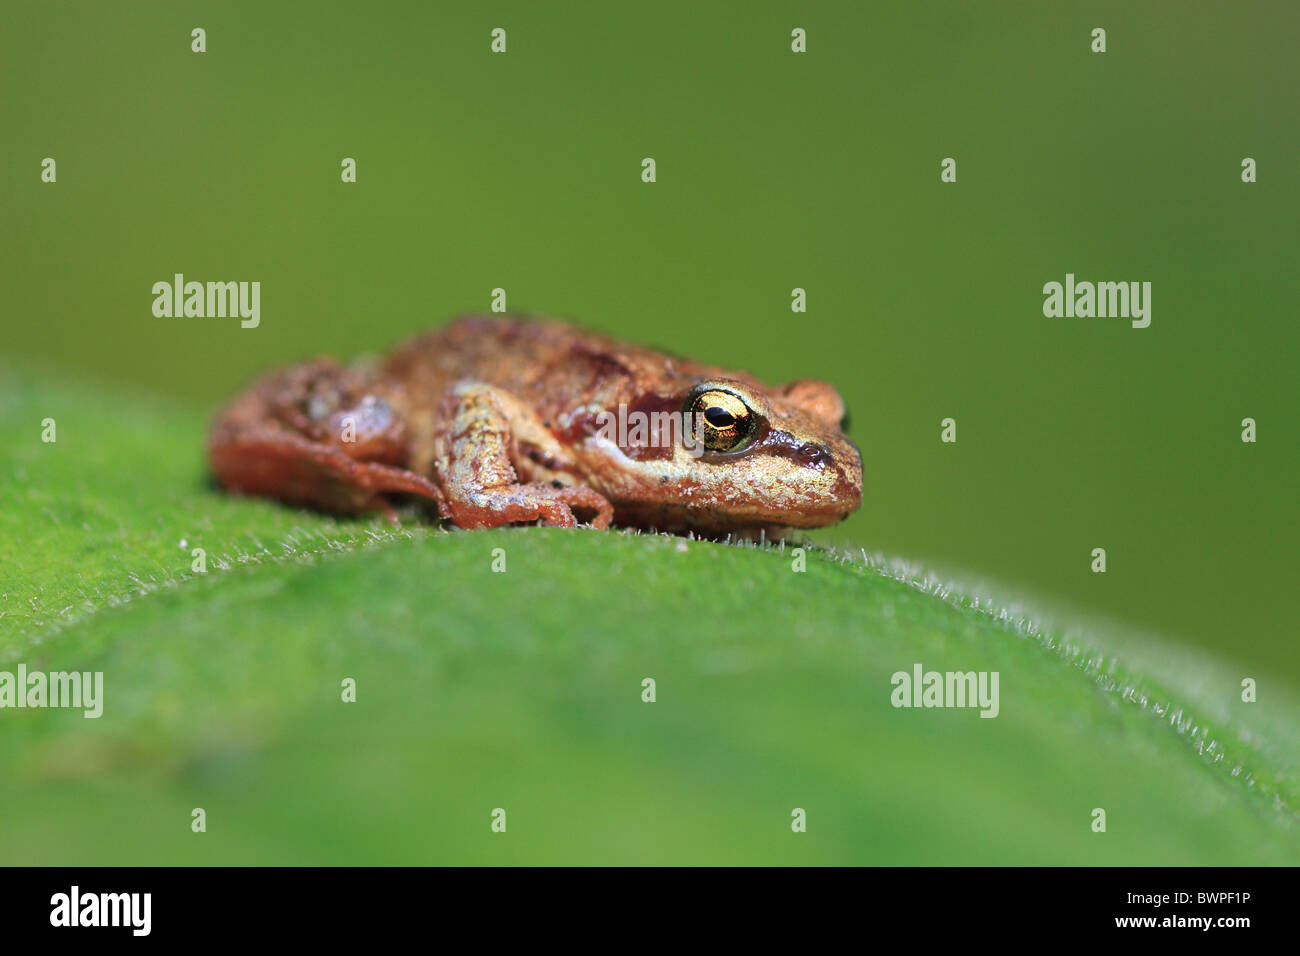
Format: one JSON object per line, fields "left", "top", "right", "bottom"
{"left": 381, "top": 316, "right": 733, "bottom": 418}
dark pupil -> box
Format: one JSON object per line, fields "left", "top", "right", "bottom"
{"left": 704, "top": 406, "right": 735, "bottom": 428}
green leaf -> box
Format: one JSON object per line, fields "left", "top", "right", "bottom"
{"left": 2, "top": 364, "right": 1297, "bottom": 864}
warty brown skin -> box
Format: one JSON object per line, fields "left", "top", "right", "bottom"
{"left": 208, "top": 316, "right": 863, "bottom": 535}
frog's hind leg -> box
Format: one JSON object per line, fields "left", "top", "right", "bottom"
{"left": 208, "top": 360, "right": 448, "bottom": 518}
{"left": 209, "top": 427, "right": 448, "bottom": 518}
{"left": 432, "top": 381, "right": 613, "bottom": 529}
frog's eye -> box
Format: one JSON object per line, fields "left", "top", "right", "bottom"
{"left": 688, "top": 389, "right": 756, "bottom": 452}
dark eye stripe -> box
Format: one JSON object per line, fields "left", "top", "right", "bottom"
{"left": 738, "top": 429, "right": 833, "bottom": 471}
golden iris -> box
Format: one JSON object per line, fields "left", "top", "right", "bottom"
{"left": 689, "top": 389, "right": 756, "bottom": 452}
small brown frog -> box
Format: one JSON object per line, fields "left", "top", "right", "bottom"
{"left": 208, "top": 316, "right": 862, "bottom": 535}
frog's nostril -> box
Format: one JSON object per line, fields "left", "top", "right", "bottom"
{"left": 797, "top": 442, "right": 832, "bottom": 469}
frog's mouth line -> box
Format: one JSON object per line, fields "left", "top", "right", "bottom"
{"left": 610, "top": 498, "right": 854, "bottom": 534}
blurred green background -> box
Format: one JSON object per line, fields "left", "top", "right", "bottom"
{"left": 5, "top": 0, "right": 1295, "bottom": 684}
{"left": 1, "top": 0, "right": 1297, "bottom": 864}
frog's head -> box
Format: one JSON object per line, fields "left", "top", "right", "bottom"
{"left": 581, "top": 376, "right": 863, "bottom": 533}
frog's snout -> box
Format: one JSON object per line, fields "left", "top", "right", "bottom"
{"left": 833, "top": 438, "right": 864, "bottom": 516}
{"left": 797, "top": 441, "right": 834, "bottom": 469}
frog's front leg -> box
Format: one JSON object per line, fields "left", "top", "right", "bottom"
{"left": 432, "top": 382, "right": 613, "bottom": 529}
